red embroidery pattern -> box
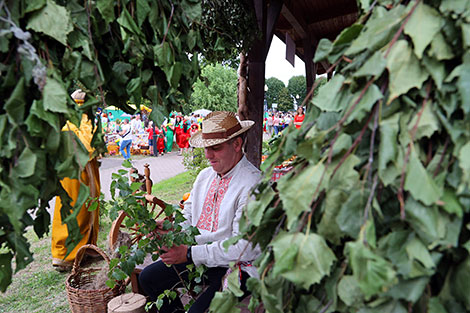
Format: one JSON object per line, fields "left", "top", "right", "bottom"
{"left": 197, "top": 176, "right": 232, "bottom": 232}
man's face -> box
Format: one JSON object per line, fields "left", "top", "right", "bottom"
{"left": 204, "top": 138, "right": 242, "bottom": 175}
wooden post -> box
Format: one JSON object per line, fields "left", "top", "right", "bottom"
{"left": 242, "top": 0, "right": 282, "bottom": 168}
{"left": 304, "top": 36, "right": 317, "bottom": 104}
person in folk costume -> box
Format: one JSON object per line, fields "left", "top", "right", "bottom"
{"left": 165, "top": 122, "right": 175, "bottom": 153}
{"left": 139, "top": 111, "right": 261, "bottom": 313}
{"left": 179, "top": 119, "right": 191, "bottom": 154}
{"left": 51, "top": 89, "right": 100, "bottom": 271}
{"left": 189, "top": 123, "right": 199, "bottom": 138}
{"left": 174, "top": 115, "right": 185, "bottom": 155}
{"left": 156, "top": 125, "right": 166, "bottom": 155}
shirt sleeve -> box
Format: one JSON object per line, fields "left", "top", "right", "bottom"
{"left": 191, "top": 188, "right": 261, "bottom": 268}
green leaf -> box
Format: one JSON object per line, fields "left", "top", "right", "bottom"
{"left": 136, "top": 0, "right": 150, "bottom": 27}
{"left": 458, "top": 142, "right": 470, "bottom": 185}
{"left": 117, "top": 7, "right": 144, "bottom": 38}
{"left": 336, "top": 190, "right": 367, "bottom": 239}
{"left": 180, "top": 0, "right": 202, "bottom": 21}
{"left": 346, "top": 241, "right": 397, "bottom": 298}
{"left": 314, "top": 38, "right": 333, "bottom": 63}
{"left": 313, "top": 74, "right": 345, "bottom": 112}
{"left": 346, "top": 5, "right": 407, "bottom": 55}
{"left": 428, "top": 32, "right": 454, "bottom": 60}
{"left": 354, "top": 51, "right": 386, "bottom": 77}
{"left": 407, "top": 102, "right": 439, "bottom": 140}
{"left": 96, "top": 0, "right": 115, "bottom": 24}
{"left": 457, "top": 52, "right": 470, "bottom": 109}
{"left": 245, "top": 188, "right": 274, "bottom": 226}
{"left": 278, "top": 162, "right": 328, "bottom": 229}
{"left": 462, "top": 23, "right": 470, "bottom": 49}
{"left": 441, "top": 189, "right": 463, "bottom": 217}
{"left": 358, "top": 301, "right": 407, "bottom": 313}
{"left": 26, "top": 0, "right": 73, "bottom": 46}
{"left": 16, "top": 148, "right": 37, "bottom": 178}
{"left": 386, "top": 276, "right": 429, "bottom": 302}
{"left": 209, "top": 292, "right": 241, "bottom": 313}
{"left": 405, "top": 198, "right": 444, "bottom": 242}
{"left": 226, "top": 268, "right": 244, "bottom": 297}
{"left": 386, "top": 40, "right": 429, "bottom": 103}
{"left": 423, "top": 55, "right": 446, "bottom": 89}
{"left": 404, "top": 2, "right": 444, "bottom": 59}
{"left": 378, "top": 113, "right": 399, "bottom": 185}
{"left": 439, "top": 0, "right": 470, "bottom": 15}
{"left": 451, "top": 256, "right": 470, "bottom": 310}
{"left": 5, "top": 76, "right": 26, "bottom": 125}
{"left": 25, "top": 0, "right": 46, "bottom": 13}
{"left": 271, "top": 232, "right": 336, "bottom": 289}
{"left": 346, "top": 83, "right": 383, "bottom": 124}
{"left": 6, "top": 232, "right": 33, "bottom": 273}
{"left": 404, "top": 148, "right": 441, "bottom": 206}
{"left": 405, "top": 237, "right": 435, "bottom": 269}
{"left": 166, "top": 62, "right": 183, "bottom": 89}
{"left": 338, "top": 275, "right": 364, "bottom": 306}
{"left": 0, "top": 252, "right": 13, "bottom": 292}
{"left": 43, "top": 78, "right": 69, "bottom": 113}
{"left": 428, "top": 297, "right": 448, "bottom": 313}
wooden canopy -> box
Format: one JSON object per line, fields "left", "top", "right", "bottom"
{"left": 241, "top": 0, "right": 358, "bottom": 168}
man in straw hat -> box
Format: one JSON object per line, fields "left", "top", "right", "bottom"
{"left": 51, "top": 89, "right": 101, "bottom": 270}
{"left": 139, "top": 111, "right": 261, "bottom": 313}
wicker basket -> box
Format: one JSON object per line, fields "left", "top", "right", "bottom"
{"left": 66, "top": 244, "right": 126, "bottom": 313}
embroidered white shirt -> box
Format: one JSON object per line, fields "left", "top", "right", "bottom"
{"left": 183, "top": 156, "right": 262, "bottom": 277}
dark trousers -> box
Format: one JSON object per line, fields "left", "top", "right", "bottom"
{"left": 152, "top": 137, "right": 158, "bottom": 156}
{"left": 139, "top": 260, "right": 247, "bottom": 313}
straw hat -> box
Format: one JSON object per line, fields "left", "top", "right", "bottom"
{"left": 189, "top": 111, "right": 254, "bottom": 148}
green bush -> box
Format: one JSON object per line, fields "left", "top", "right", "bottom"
{"left": 182, "top": 148, "right": 210, "bottom": 177}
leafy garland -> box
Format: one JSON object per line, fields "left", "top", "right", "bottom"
{"left": 212, "top": 0, "right": 470, "bottom": 312}
{"left": 0, "top": 0, "right": 257, "bottom": 292}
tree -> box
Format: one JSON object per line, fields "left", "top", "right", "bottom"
{"left": 189, "top": 63, "right": 238, "bottom": 112}
{"left": 265, "top": 77, "right": 285, "bottom": 108}
{"left": 277, "top": 87, "right": 293, "bottom": 112}
{"left": 210, "top": 1, "right": 470, "bottom": 312}
{"left": 287, "top": 75, "right": 307, "bottom": 106}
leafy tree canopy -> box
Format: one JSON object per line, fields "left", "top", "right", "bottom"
{"left": 265, "top": 77, "right": 285, "bottom": 108}
{"left": 189, "top": 63, "right": 238, "bottom": 112}
{"left": 287, "top": 75, "right": 306, "bottom": 106}
{"left": 277, "top": 87, "right": 293, "bottom": 112}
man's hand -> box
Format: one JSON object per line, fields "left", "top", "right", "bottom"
{"left": 146, "top": 220, "right": 170, "bottom": 240}
{"left": 160, "top": 245, "right": 188, "bottom": 264}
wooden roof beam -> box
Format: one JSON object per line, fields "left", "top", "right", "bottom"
{"left": 305, "top": 5, "right": 357, "bottom": 26}
{"left": 280, "top": 1, "right": 310, "bottom": 42}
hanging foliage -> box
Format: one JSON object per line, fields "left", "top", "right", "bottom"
{"left": 211, "top": 0, "right": 470, "bottom": 312}
{"left": 0, "top": 0, "right": 257, "bottom": 292}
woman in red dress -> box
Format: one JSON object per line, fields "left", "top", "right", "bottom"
{"left": 294, "top": 106, "right": 305, "bottom": 129}
{"left": 179, "top": 121, "right": 191, "bottom": 154}
{"left": 174, "top": 115, "right": 185, "bottom": 155}
{"left": 156, "top": 126, "right": 165, "bottom": 156}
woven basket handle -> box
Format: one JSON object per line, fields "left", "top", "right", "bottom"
{"left": 71, "top": 244, "right": 110, "bottom": 275}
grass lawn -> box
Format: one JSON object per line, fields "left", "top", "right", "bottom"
{"left": 0, "top": 171, "right": 194, "bottom": 313}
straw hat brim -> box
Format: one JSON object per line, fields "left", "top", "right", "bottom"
{"left": 189, "top": 120, "right": 254, "bottom": 148}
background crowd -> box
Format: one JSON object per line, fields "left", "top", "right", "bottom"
{"left": 263, "top": 106, "right": 304, "bottom": 137}
{"left": 99, "top": 110, "right": 204, "bottom": 159}
{"left": 97, "top": 105, "right": 304, "bottom": 159}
